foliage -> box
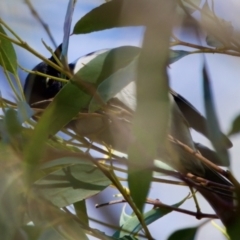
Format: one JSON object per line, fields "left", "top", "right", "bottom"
{"left": 0, "top": 0, "right": 240, "bottom": 239}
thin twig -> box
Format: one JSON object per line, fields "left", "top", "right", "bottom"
{"left": 24, "top": 0, "right": 57, "bottom": 48}
{"left": 96, "top": 198, "right": 218, "bottom": 219}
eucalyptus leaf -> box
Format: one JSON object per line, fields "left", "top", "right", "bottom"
{"left": 167, "top": 227, "right": 198, "bottom": 240}
{"left": 0, "top": 24, "right": 17, "bottom": 74}
{"left": 34, "top": 159, "right": 110, "bottom": 208}
{"left": 89, "top": 49, "right": 190, "bottom": 112}
{"left": 203, "top": 65, "right": 229, "bottom": 166}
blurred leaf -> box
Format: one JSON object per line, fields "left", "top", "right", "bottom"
{"left": 0, "top": 144, "right": 25, "bottom": 240}
{"left": 3, "top": 108, "right": 22, "bottom": 139}
{"left": 127, "top": 1, "right": 174, "bottom": 212}
{"left": 34, "top": 158, "right": 110, "bottom": 208}
{"left": 0, "top": 24, "right": 17, "bottom": 74}
{"left": 203, "top": 65, "right": 229, "bottom": 166}
{"left": 114, "top": 196, "right": 188, "bottom": 238}
{"left": 178, "top": 0, "right": 201, "bottom": 14}
{"left": 17, "top": 101, "right": 34, "bottom": 123}
{"left": 21, "top": 225, "right": 65, "bottom": 240}
{"left": 27, "top": 196, "right": 89, "bottom": 240}
{"left": 201, "top": 2, "right": 233, "bottom": 48}
{"left": 61, "top": 0, "right": 76, "bottom": 64}
{"left": 74, "top": 200, "right": 89, "bottom": 227}
{"left": 167, "top": 227, "right": 198, "bottom": 240}
{"left": 228, "top": 114, "right": 240, "bottom": 136}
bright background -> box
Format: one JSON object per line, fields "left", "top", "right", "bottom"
{"left": 1, "top": 0, "right": 240, "bottom": 239}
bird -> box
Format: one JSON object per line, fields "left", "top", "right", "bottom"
{"left": 24, "top": 44, "right": 235, "bottom": 224}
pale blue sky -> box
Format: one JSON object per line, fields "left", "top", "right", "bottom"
{"left": 1, "top": 0, "right": 240, "bottom": 239}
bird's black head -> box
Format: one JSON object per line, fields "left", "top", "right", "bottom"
{"left": 24, "top": 44, "right": 65, "bottom": 105}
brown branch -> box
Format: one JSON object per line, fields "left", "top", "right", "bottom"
{"left": 95, "top": 198, "right": 218, "bottom": 219}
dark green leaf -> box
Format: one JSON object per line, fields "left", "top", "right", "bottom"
{"left": 0, "top": 25, "right": 17, "bottom": 74}
{"left": 228, "top": 114, "right": 240, "bottom": 136}
{"left": 203, "top": 65, "right": 229, "bottom": 166}
{"left": 74, "top": 200, "right": 89, "bottom": 227}
{"left": 169, "top": 50, "right": 190, "bottom": 64}
{"left": 34, "top": 158, "right": 110, "bottom": 207}
{"left": 167, "top": 227, "right": 198, "bottom": 240}
{"left": 73, "top": 0, "right": 143, "bottom": 34}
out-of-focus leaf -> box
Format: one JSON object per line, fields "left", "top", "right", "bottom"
{"left": 21, "top": 225, "right": 65, "bottom": 240}
{"left": 178, "top": 0, "right": 201, "bottom": 14}
{"left": 0, "top": 25, "right": 17, "bottom": 74}
{"left": 201, "top": 2, "right": 233, "bottom": 48}
{"left": 27, "top": 196, "right": 89, "bottom": 240}
{"left": 127, "top": 1, "right": 174, "bottom": 212}
{"left": 114, "top": 196, "right": 188, "bottom": 238}
{"left": 203, "top": 65, "right": 229, "bottom": 166}
{"left": 61, "top": 0, "right": 76, "bottom": 64}
{"left": 17, "top": 101, "right": 34, "bottom": 123}
{"left": 167, "top": 227, "right": 198, "bottom": 240}
{"left": 0, "top": 144, "right": 25, "bottom": 240}
{"left": 34, "top": 158, "right": 110, "bottom": 208}
{"left": 74, "top": 200, "right": 89, "bottom": 226}
{"left": 4, "top": 108, "right": 22, "bottom": 137}
{"left": 228, "top": 114, "right": 240, "bottom": 136}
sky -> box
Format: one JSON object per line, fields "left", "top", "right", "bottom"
{"left": 1, "top": 0, "right": 240, "bottom": 239}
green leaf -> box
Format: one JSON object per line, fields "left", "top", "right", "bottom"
{"left": 228, "top": 114, "right": 240, "bottom": 136}
{"left": 203, "top": 65, "right": 230, "bottom": 166}
{"left": 0, "top": 25, "right": 17, "bottom": 74}
{"left": 74, "top": 200, "right": 89, "bottom": 227}
{"left": 167, "top": 227, "right": 198, "bottom": 240}
{"left": 114, "top": 196, "right": 188, "bottom": 238}
{"left": 34, "top": 158, "right": 110, "bottom": 208}
{"left": 89, "top": 49, "right": 190, "bottom": 112}
{"left": 127, "top": 1, "right": 174, "bottom": 212}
